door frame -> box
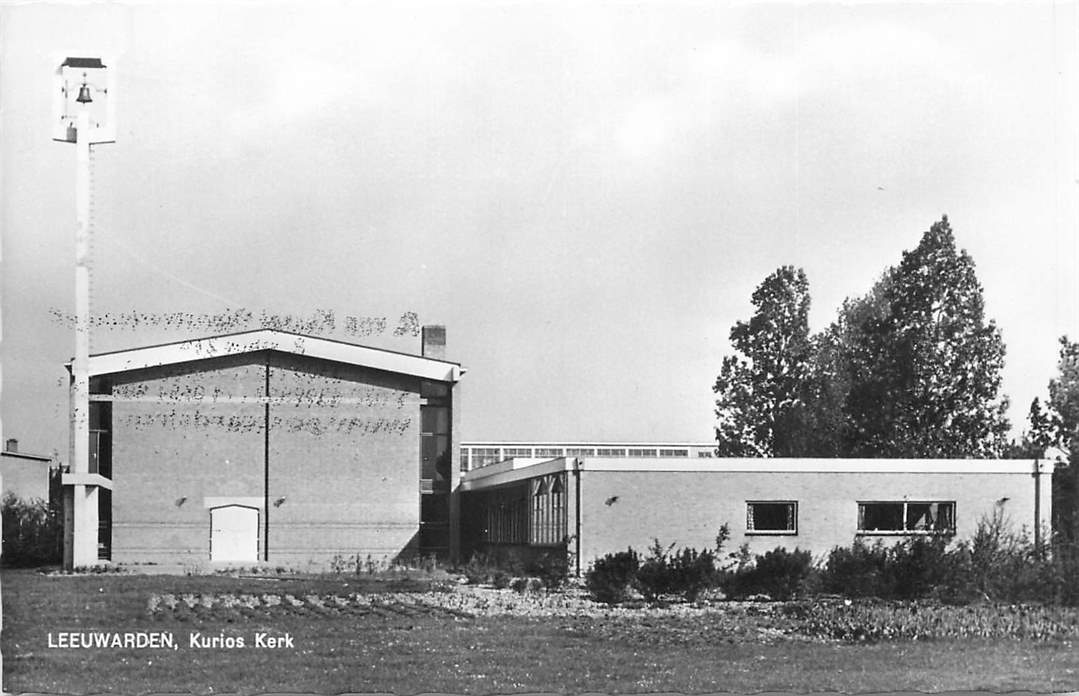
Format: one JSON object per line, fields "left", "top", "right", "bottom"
{"left": 208, "top": 503, "right": 261, "bottom": 562}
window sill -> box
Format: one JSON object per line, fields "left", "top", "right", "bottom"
{"left": 856, "top": 530, "right": 955, "bottom": 536}
{"left": 745, "top": 531, "right": 798, "bottom": 536}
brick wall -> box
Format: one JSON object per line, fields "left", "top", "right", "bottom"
{"left": 266, "top": 353, "right": 420, "bottom": 565}
{"left": 577, "top": 466, "right": 1045, "bottom": 566}
{"left": 105, "top": 351, "right": 423, "bottom": 567}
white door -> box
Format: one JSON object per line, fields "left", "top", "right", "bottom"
{"left": 210, "top": 505, "right": 259, "bottom": 562}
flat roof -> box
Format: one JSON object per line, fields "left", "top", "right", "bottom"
{"left": 460, "top": 456, "right": 1052, "bottom": 490}
{"left": 76, "top": 329, "right": 466, "bottom": 383}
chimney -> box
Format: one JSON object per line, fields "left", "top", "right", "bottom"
{"left": 5, "top": 438, "right": 17, "bottom": 453}
{"left": 421, "top": 325, "right": 446, "bottom": 360}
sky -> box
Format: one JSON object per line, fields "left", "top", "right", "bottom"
{"left": 2, "top": 1, "right": 1077, "bottom": 458}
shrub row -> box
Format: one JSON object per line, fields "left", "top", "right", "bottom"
{"left": 819, "top": 513, "right": 1079, "bottom": 605}
{"left": 585, "top": 513, "right": 1079, "bottom": 606}
{"left": 586, "top": 526, "right": 756, "bottom": 604}
{"left": 461, "top": 548, "right": 569, "bottom": 591}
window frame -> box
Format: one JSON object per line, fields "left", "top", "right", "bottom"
{"left": 856, "top": 500, "right": 957, "bottom": 536}
{"left": 745, "top": 500, "right": 798, "bottom": 536}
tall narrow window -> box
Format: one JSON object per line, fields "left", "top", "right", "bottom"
{"left": 419, "top": 381, "right": 452, "bottom": 556}
{"left": 97, "top": 488, "right": 112, "bottom": 561}
{"left": 88, "top": 401, "right": 112, "bottom": 478}
{"left": 527, "top": 473, "right": 567, "bottom": 546}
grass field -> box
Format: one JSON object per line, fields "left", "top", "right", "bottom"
{"left": 4, "top": 568, "right": 1079, "bottom": 694}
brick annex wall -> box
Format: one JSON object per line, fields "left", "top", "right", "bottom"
{"left": 105, "top": 351, "right": 423, "bottom": 567}
{"left": 577, "top": 467, "right": 1046, "bottom": 566}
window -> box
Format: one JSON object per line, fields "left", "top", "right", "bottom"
{"left": 747, "top": 501, "right": 797, "bottom": 534}
{"left": 529, "top": 473, "right": 567, "bottom": 546}
{"left": 535, "top": 448, "right": 564, "bottom": 457}
{"left": 98, "top": 488, "right": 112, "bottom": 561}
{"left": 697, "top": 451, "right": 714, "bottom": 458}
{"left": 858, "top": 501, "right": 956, "bottom": 534}
{"left": 469, "top": 448, "right": 502, "bottom": 469}
{"left": 484, "top": 485, "right": 529, "bottom": 544}
{"left": 89, "top": 401, "right": 112, "bottom": 478}
{"left": 504, "top": 448, "right": 533, "bottom": 458}
{"left": 565, "top": 448, "right": 595, "bottom": 456}
{"left": 597, "top": 448, "right": 625, "bottom": 456}
{"left": 420, "top": 405, "right": 450, "bottom": 487}
{"left": 420, "top": 381, "right": 450, "bottom": 400}
{"left": 659, "top": 449, "right": 689, "bottom": 457}
{"left": 627, "top": 448, "right": 657, "bottom": 457}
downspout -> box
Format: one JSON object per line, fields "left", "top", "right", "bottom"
{"left": 264, "top": 354, "right": 271, "bottom": 562}
{"left": 573, "top": 457, "right": 582, "bottom": 577}
{"left": 1033, "top": 458, "right": 1042, "bottom": 557}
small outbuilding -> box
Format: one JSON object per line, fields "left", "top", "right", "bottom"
{"left": 0, "top": 439, "right": 53, "bottom": 503}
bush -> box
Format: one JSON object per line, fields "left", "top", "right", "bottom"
{"left": 624, "top": 539, "right": 720, "bottom": 603}
{"left": 957, "top": 511, "right": 1061, "bottom": 604}
{"left": 819, "top": 540, "right": 890, "bottom": 598}
{"left": 667, "top": 546, "right": 718, "bottom": 602}
{"left": 587, "top": 530, "right": 728, "bottom": 605}
{"left": 491, "top": 570, "right": 511, "bottom": 589}
{"left": 461, "top": 552, "right": 495, "bottom": 585}
{"left": 585, "top": 549, "right": 639, "bottom": 604}
{"left": 1, "top": 493, "right": 61, "bottom": 567}
{"left": 887, "top": 535, "right": 952, "bottom": 600}
{"left": 509, "top": 576, "right": 544, "bottom": 594}
{"left": 524, "top": 549, "right": 569, "bottom": 590}
{"left": 634, "top": 540, "right": 676, "bottom": 601}
{"left": 724, "top": 547, "right": 814, "bottom": 600}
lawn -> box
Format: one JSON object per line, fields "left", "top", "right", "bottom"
{"left": 4, "top": 567, "right": 1079, "bottom": 694}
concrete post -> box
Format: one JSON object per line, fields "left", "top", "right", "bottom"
{"left": 67, "top": 109, "right": 99, "bottom": 568}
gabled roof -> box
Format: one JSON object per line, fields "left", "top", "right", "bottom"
{"left": 79, "top": 329, "right": 466, "bottom": 382}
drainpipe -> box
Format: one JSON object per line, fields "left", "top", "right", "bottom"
{"left": 573, "top": 457, "right": 581, "bottom": 577}
{"left": 1033, "top": 458, "right": 1042, "bottom": 557}
{"left": 264, "top": 354, "right": 271, "bottom": 562}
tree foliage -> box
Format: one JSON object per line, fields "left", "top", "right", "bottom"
{"left": 713, "top": 266, "right": 813, "bottom": 456}
{"left": 841, "top": 217, "right": 1010, "bottom": 457}
{"left": 1045, "top": 337, "right": 1079, "bottom": 542}
{"left": 715, "top": 217, "right": 1011, "bottom": 458}
{"left": 1048, "top": 337, "right": 1079, "bottom": 443}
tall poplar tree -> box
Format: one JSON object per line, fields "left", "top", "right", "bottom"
{"left": 841, "top": 217, "right": 1010, "bottom": 457}
{"left": 1047, "top": 337, "right": 1079, "bottom": 542}
{"left": 713, "top": 266, "right": 813, "bottom": 456}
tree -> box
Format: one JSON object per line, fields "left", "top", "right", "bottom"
{"left": 1048, "top": 337, "right": 1079, "bottom": 442}
{"left": 1007, "top": 397, "right": 1064, "bottom": 458}
{"left": 713, "top": 266, "right": 814, "bottom": 456}
{"left": 841, "top": 217, "right": 1010, "bottom": 457}
{"left": 713, "top": 217, "right": 1010, "bottom": 460}
{"left": 1047, "top": 337, "right": 1079, "bottom": 543}
{"left": 806, "top": 275, "right": 895, "bottom": 457}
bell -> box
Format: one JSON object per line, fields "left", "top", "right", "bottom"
{"left": 76, "top": 83, "right": 93, "bottom": 104}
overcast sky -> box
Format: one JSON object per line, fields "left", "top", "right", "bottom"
{"left": 2, "top": 1, "right": 1077, "bottom": 457}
